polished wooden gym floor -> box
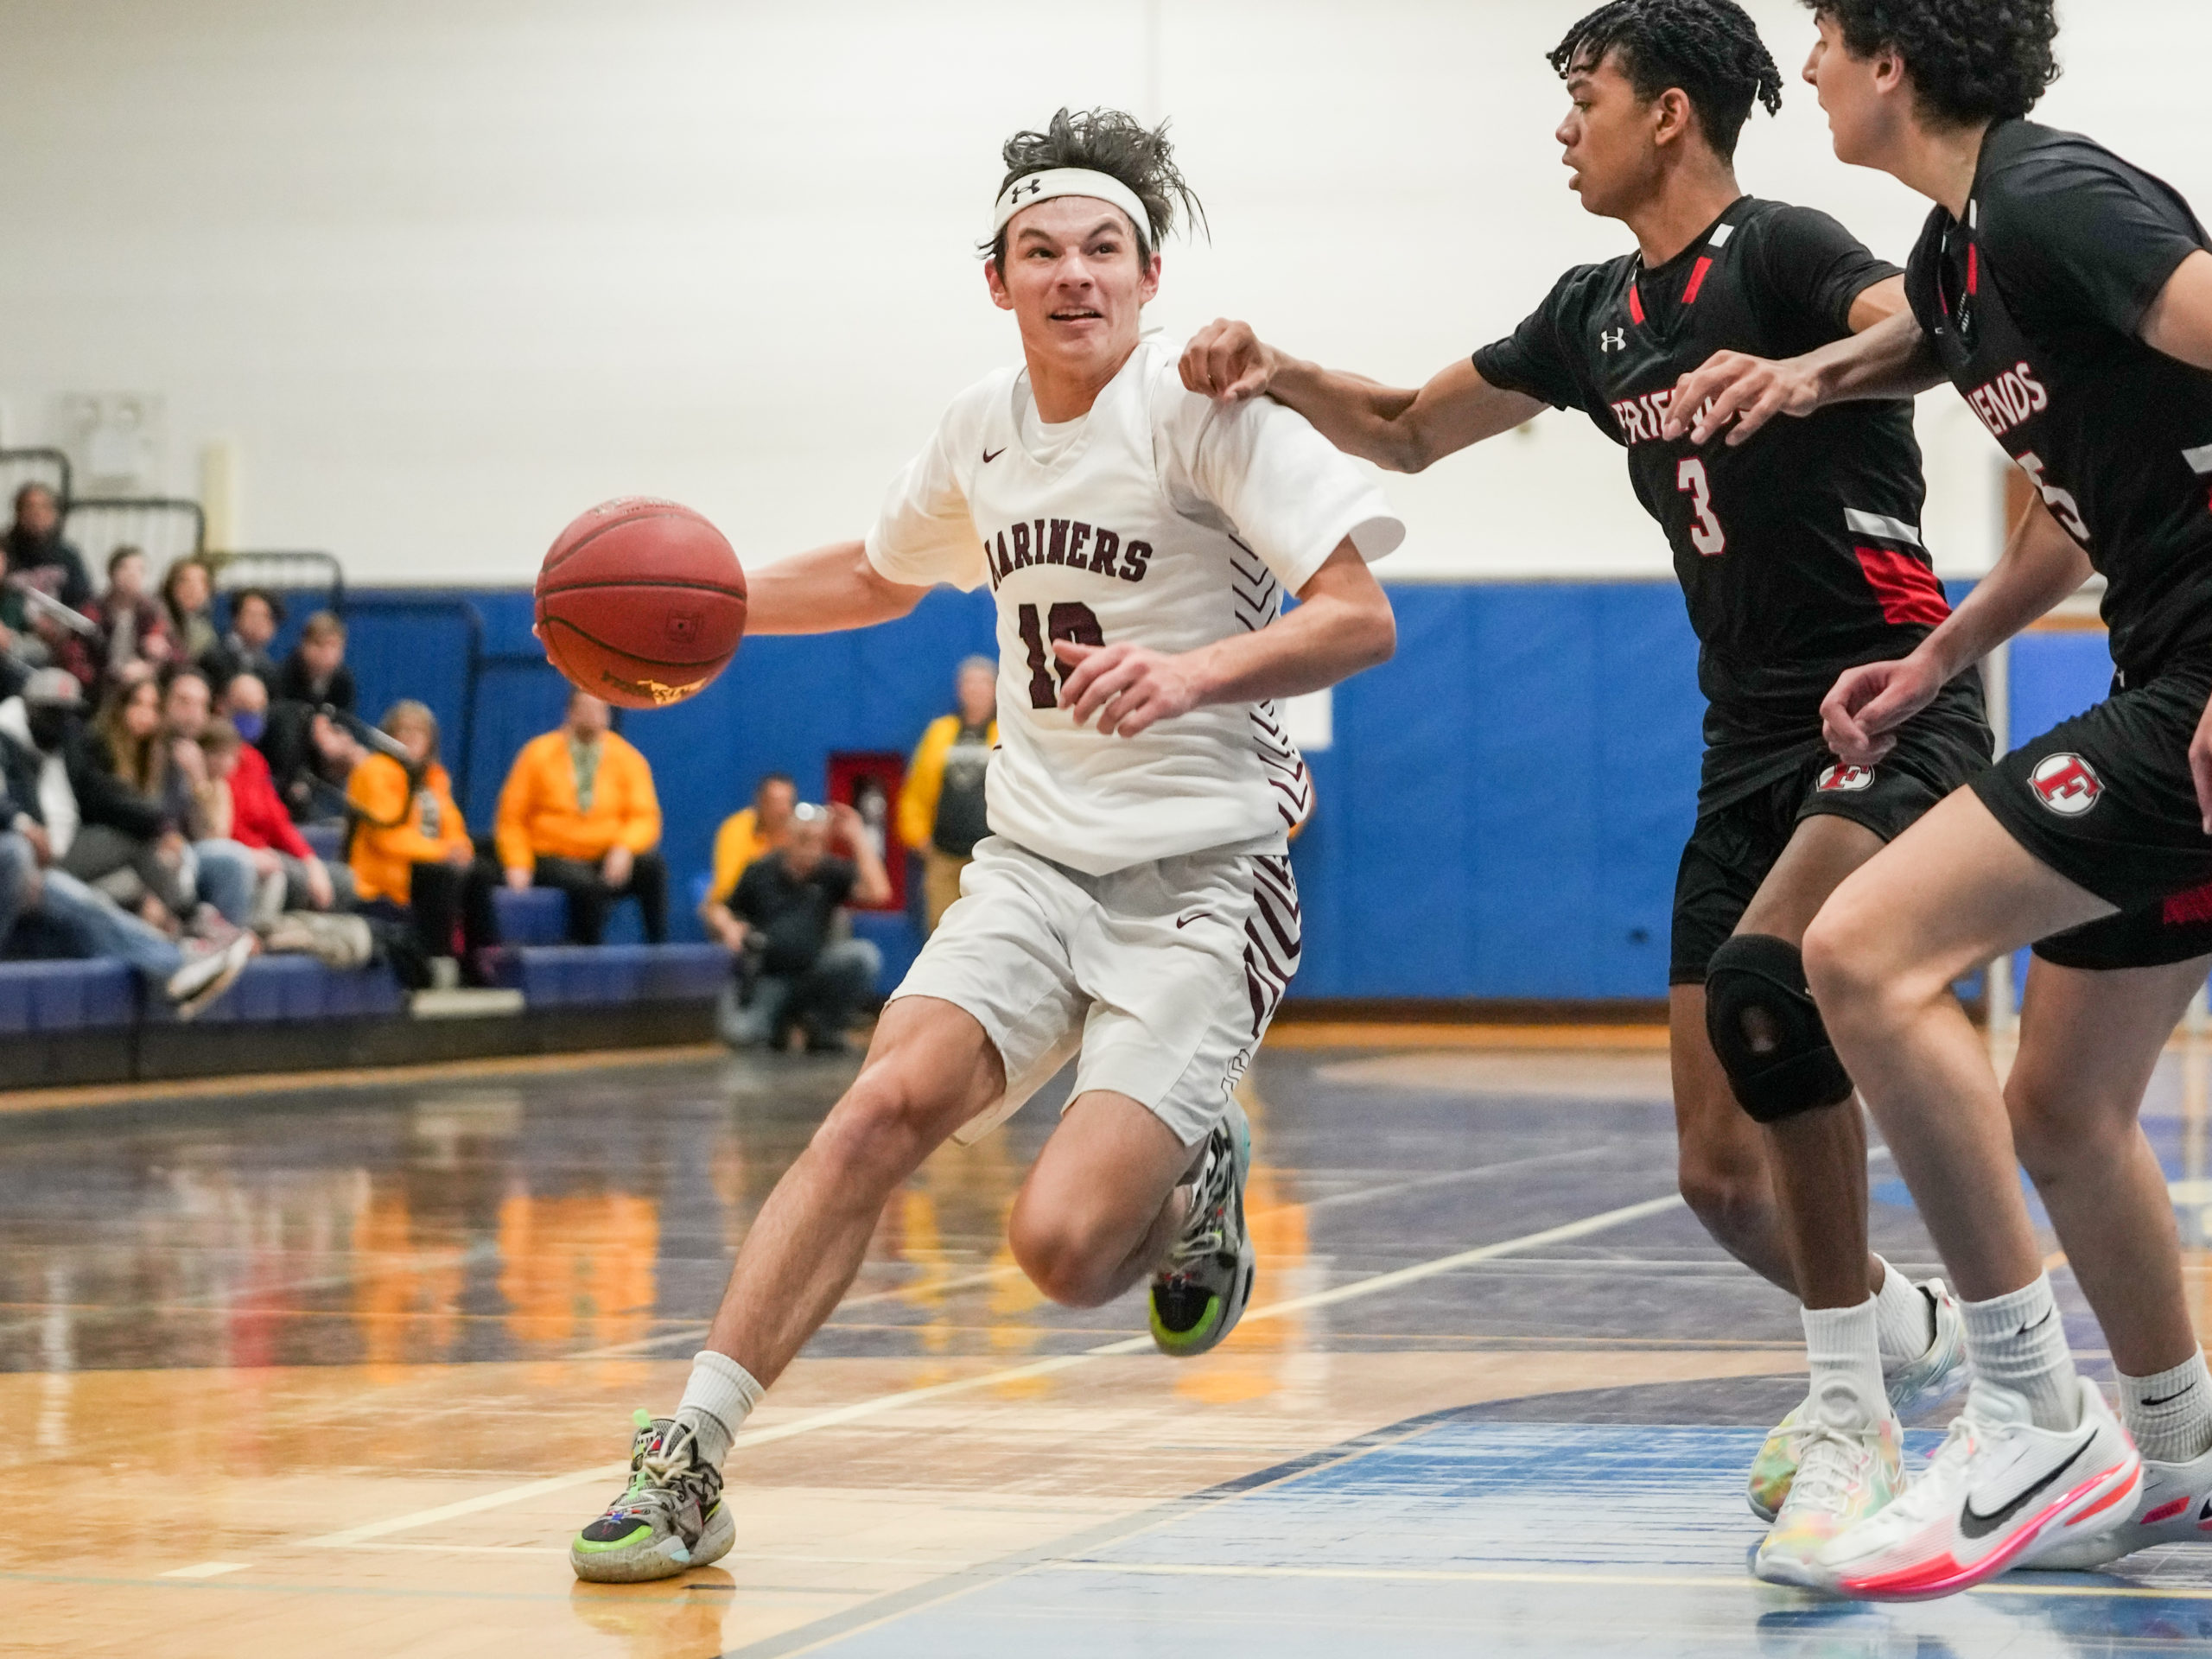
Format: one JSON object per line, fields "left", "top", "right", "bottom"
{"left": 9, "top": 1029, "right": 2212, "bottom": 1656}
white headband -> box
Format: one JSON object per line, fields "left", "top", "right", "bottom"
{"left": 991, "top": 168, "right": 1153, "bottom": 242}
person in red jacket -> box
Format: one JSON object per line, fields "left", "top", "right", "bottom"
{"left": 199, "top": 719, "right": 347, "bottom": 916}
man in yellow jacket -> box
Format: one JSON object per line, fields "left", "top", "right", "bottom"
{"left": 895, "top": 656, "right": 996, "bottom": 933}
{"left": 495, "top": 690, "right": 667, "bottom": 944}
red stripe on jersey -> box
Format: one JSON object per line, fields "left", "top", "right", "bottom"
{"left": 1628, "top": 283, "right": 1645, "bottom": 325}
{"left": 1855, "top": 545, "right": 1951, "bottom": 626}
{"left": 1967, "top": 243, "right": 1980, "bottom": 296}
{"left": 1682, "top": 257, "right": 1714, "bottom": 305}
{"left": 2164, "top": 881, "right": 2212, "bottom": 927}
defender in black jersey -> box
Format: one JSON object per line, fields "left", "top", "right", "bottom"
{"left": 1669, "top": 0, "right": 2212, "bottom": 1597}
{"left": 1180, "top": 0, "right": 1975, "bottom": 1582}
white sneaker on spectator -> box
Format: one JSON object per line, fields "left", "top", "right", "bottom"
{"left": 167, "top": 932, "right": 254, "bottom": 1020}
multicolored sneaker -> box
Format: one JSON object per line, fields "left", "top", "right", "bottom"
{"left": 1748, "top": 1279, "right": 1967, "bottom": 1522}
{"left": 1817, "top": 1376, "right": 2141, "bottom": 1600}
{"left": 570, "top": 1412, "right": 734, "bottom": 1584}
{"left": 1148, "top": 1097, "right": 1255, "bottom": 1357}
{"left": 1753, "top": 1376, "right": 1906, "bottom": 1588}
{"left": 2025, "top": 1441, "right": 2212, "bottom": 1570}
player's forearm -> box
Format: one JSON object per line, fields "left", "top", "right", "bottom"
{"left": 1911, "top": 502, "right": 2093, "bottom": 683}
{"left": 1186, "top": 588, "right": 1395, "bottom": 708}
{"left": 743, "top": 541, "right": 931, "bottom": 635}
{"left": 1806, "top": 310, "right": 1945, "bottom": 406}
{"left": 1262, "top": 359, "right": 1435, "bottom": 473}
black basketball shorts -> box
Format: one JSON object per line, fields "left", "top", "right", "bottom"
{"left": 1672, "top": 712, "right": 1994, "bottom": 986}
{"left": 1974, "top": 662, "right": 2212, "bottom": 972}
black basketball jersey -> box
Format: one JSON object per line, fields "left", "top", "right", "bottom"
{"left": 1904, "top": 120, "right": 2212, "bottom": 683}
{"left": 1478, "top": 197, "right": 1982, "bottom": 811}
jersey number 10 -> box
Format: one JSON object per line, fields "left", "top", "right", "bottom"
{"left": 1677, "top": 459, "right": 1727, "bottom": 556}
{"left": 1017, "top": 601, "right": 1106, "bottom": 710}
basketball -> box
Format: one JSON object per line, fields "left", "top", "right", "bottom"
{"left": 534, "top": 498, "right": 747, "bottom": 709}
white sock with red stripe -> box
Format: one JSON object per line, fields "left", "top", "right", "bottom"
{"left": 1961, "top": 1274, "right": 2078, "bottom": 1432}
{"left": 2119, "top": 1351, "right": 2212, "bottom": 1464}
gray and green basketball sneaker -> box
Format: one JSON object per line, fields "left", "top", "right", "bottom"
{"left": 570, "top": 1411, "right": 734, "bottom": 1583}
{"left": 1148, "top": 1097, "right": 1255, "bottom": 1357}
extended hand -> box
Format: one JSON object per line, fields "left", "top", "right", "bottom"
{"left": 1180, "top": 319, "right": 1278, "bottom": 404}
{"left": 602, "top": 844, "right": 634, "bottom": 887}
{"left": 1054, "top": 639, "right": 1201, "bottom": 738}
{"left": 1661, "top": 350, "right": 1822, "bottom": 447}
{"left": 504, "top": 865, "right": 533, "bottom": 891}
{"left": 1821, "top": 657, "right": 1942, "bottom": 767}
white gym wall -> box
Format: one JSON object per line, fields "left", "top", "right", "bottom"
{"left": 0, "top": 0, "right": 2201, "bottom": 584}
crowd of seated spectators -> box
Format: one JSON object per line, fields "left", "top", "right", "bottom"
{"left": 3, "top": 481, "right": 996, "bottom": 1043}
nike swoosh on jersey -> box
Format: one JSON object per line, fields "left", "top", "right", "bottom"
{"left": 1959, "top": 1439, "right": 2090, "bottom": 1539}
{"left": 982, "top": 447, "right": 1006, "bottom": 463}
{"left": 1174, "top": 911, "right": 1208, "bottom": 929}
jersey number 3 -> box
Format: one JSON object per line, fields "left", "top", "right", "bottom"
{"left": 1017, "top": 601, "right": 1105, "bottom": 710}
{"left": 1677, "top": 458, "right": 1727, "bottom": 556}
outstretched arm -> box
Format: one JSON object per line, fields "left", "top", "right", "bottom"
{"left": 1661, "top": 306, "right": 1945, "bottom": 448}
{"left": 1180, "top": 321, "right": 1543, "bottom": 474}
{"left": 742, "top": 541, "right": 934, "bottom": 635}
{"left": 1821, "top": 497, "right": 2090, "bottom": 766}
{"left": 1053, "top": 540, "right": 1394, "bottom": 739}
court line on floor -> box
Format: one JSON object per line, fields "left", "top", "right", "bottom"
{"left": 296, "top": 1182, "right": 1694, "bottom": 1551}
{"left": 563, "top": 1143, "right": 1618, "bottom": 1363}
{"left": 1043, "top": 1558, "right": 2212, "bottom": 1601}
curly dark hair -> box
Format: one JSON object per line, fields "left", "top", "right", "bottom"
{"left": 1803, "top": 0, "right": 2059, "bottom": 126}
{"left": 1549, "top": 0, "right": 1784, "bottom": 162}
{"left": 984, "top": 106, "right": 1205, "bottom": 270}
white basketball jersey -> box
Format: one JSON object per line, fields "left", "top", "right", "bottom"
{"left": 866, "top": 340, "right": 1403, "bottom": 876}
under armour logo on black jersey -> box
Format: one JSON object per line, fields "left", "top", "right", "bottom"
{"left": 1600, "top": 328, "right": 1627, "bottom": 353}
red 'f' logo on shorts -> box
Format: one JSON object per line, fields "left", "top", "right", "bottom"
{"left": 2030, "top": 752, "right": 2103, "bottom": 817}
{"left": 1817, "top": 763, "right": 1874, "bottom": 794}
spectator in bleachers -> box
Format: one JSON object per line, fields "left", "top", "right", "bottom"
{"left": 348, "top": 701, "right": 497, "bottom": 987}
{"left": 161, "top": 557, "right": 221, "bottom": 676}
{"left": 0, "top": 670, "right": 197, "bottom": 936}
{"left": 82, "top": 546, "right": 174, "bottom": 690}
{"left": 220, "top": 671, "right": 270, "bottom": 745}
{"left": 0, "top": 537, "right": 54, "bottom": 690}
{"left": 158, "top": 668, "right": 279, "bottom": 928}
{"left": 716, "top": 801, "right": 889, "bottom": 1053}
{"left": 897, "top": 656, "right": 997, "bottom": 935}
{"left": 495, "top": 690, "right": 668, "bottom": 945}
{"left": 217, "top": 588, "right": 284, "bottom": 690}
{"left": 3, "top": 484, "right": 91, "bottom": 611}
{"left": 198, "top": 718, "right": 347, "bottom": 921}
{"left": 701, "top": 772, "right": 797, "bottom": 949}
{"left": 275, "top": 611, "right": 355, "bottom": 714}
{"left": 0, "top": 721, "right": 253, "bottom": 1017}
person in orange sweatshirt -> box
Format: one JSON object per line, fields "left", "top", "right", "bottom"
{"left": 494, "top": 690, "right": 666, "bottom": 944}
{"left": 347, "top": 701, "right": 498, "bottom": 983}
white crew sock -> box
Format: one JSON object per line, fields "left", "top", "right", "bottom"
{"left": 1802, "top": 1298, "right": 1887, "bottom": 1417}
{"left": 1872, "top": 1255, "right": 1936, "bottom": 1369}
{"left": 1960, "top": 1275, "right": 2079, "bottom": 1432}
{"left": 675, "top": 1351, "right": 765, "bottom": 1467}
{"left": 2119, "top": 1351, "right": 2212, "bottom": 1464}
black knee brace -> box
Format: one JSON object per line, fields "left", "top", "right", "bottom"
{"left": 1704, "top": 934, "right": 1853, "bottom": 1123}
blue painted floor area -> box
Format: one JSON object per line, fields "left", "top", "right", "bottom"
{"left": 806, "top": 1419, "right": 2212, "bottom": 1657}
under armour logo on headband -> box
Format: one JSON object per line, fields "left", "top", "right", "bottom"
{"left": 1010, "top": 178, "right": 1046, "bottom": 205}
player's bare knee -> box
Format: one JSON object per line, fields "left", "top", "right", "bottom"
{"left": 810, "top": 1071, "right": 941, "bottom": 1192}
{"left": 1008, "top": 1214, "right": 1117, "bottom": 1308}
{"left": 2005, "top": 1072, "right": 2134, "bottom": 1183}
{"left": 1801, "top": 904, "right": 1897, "bottom": 1027}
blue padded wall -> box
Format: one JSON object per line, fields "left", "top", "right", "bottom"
{"left": 343, "top": 579, "right": 2100, "bottom": 1002}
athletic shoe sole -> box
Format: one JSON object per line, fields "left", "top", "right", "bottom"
{"left": 1837, "top": 1456, "right": 2143, "bottom": 1601}
{"left": 570, "top": 1498, "right": 734, "bottom": 1584}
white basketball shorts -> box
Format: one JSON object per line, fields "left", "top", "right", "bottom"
{"left": 889, "top": 835, "right": 1302, "bottom": 1148}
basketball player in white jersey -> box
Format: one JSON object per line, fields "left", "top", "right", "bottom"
{"left": 570, "top": 107, "right": 1402, "bottom": 1583}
